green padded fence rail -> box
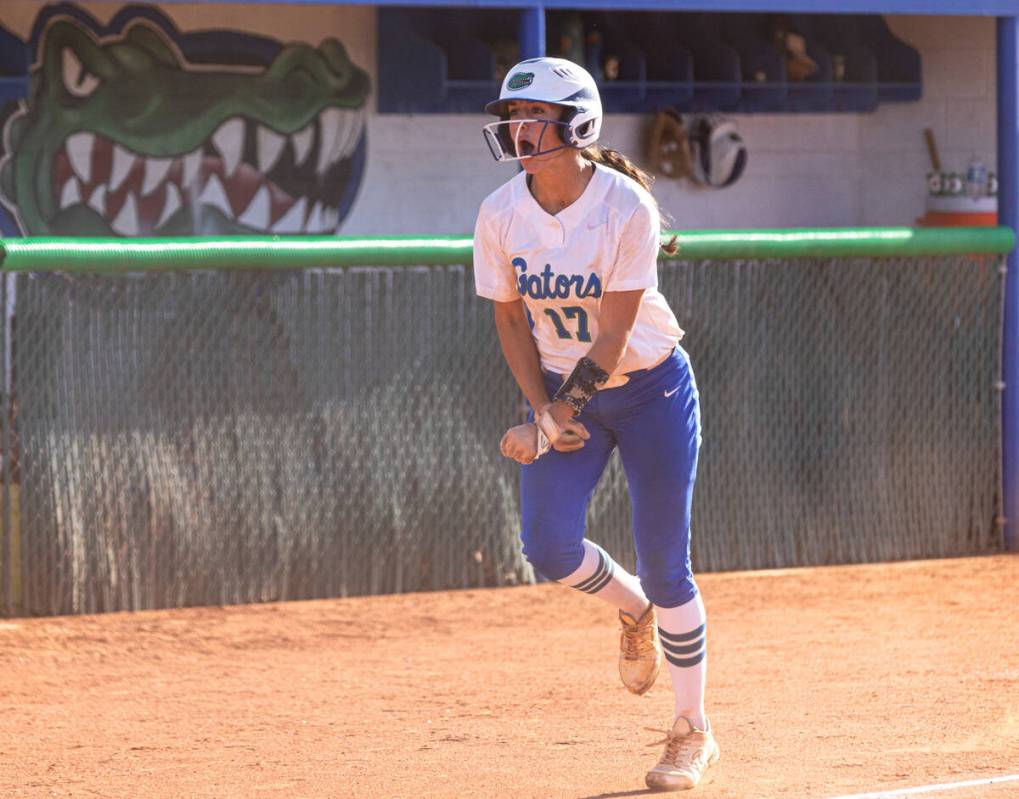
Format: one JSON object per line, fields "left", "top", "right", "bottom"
{"left": 0, "top": 226, "right": 1013, "bottom": 271}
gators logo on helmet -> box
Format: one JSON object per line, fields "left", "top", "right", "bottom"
{"left": 506, "top": 72, "right": 534, "bottom": 90}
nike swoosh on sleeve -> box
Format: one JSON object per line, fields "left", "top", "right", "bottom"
{"left": 664, "top": 387, "right": 680, "bottom": 398}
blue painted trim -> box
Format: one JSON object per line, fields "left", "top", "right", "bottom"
{"left": 998, "top": 17, "right": 1019, "bottom": 553}
{"left": 136, "top": 0, "right": 1018, "bottom": 13}
{"left": 520, "top": 5, "right": 545, "bottom": 59}
{"left": 0, "top": 78, "right": 29, "bottom": 105}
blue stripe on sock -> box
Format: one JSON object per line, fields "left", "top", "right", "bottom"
{"left": 583, "top": 560, "right": 615, "bottom": 594}
{"left": 661, "top": 637, "right": 703, "bottom": 657}
{"left": 572, "top": 549, "right": 607, "bottom": 592}
{"left": 664, "top": 649, "right": 705, "bottom": 668}
{"left": 659, "top": 623, "right": 706, "bottom": 644}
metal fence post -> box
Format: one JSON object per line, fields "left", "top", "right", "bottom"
{"left": 997, "top": 16, "right": 1019, "bottom": 551}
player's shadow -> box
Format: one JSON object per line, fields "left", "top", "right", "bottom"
{"left": 577, "top": 791, "right": 658, "bottom": 798}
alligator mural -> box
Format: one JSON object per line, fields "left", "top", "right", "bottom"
{"left": 0, "top": 4, "right": 370, "bottom": 236}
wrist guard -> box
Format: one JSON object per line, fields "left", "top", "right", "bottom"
{"left": 534, "top": 425, "right": 552, "bottom": 458}
{"left": 553, "top": 357, "right": 610, "bottom": 414}
{"left": 534, "top": 408, "right": 562, "bottom": 458}
{"left": 538, "top": 409, "right": 562, "bottom": 452}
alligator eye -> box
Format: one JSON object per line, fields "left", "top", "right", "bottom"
{"left": 62, "top": 47, "right": 100, "bottom": 98}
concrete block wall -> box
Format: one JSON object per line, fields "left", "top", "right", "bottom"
{"left": 858, "top": 15, "right": 996, "bottom": 227}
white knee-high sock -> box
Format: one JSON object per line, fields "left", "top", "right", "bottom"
{"left": 655, "top": 593, "right": 708, "bottom": 729}
{"left": 559, "top": 540, "right": 649, "bottom": 618}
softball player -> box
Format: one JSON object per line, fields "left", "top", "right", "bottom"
{"left": 473, "top": 57, "right": 718, "bottom": 792}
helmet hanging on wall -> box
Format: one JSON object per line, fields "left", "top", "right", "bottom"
{"left": 483, "top": 57, "right": 602, "bottom": 161}
{"left": 688, "top": 116, "right": 748, "bottom": 189}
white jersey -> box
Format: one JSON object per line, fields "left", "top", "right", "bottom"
{"left": 473, "top": 162, "right": 684, "bottom": 379}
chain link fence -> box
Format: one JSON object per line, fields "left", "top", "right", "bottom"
{"left": 0, "top": 252, "right": 1005, "bottom": 616}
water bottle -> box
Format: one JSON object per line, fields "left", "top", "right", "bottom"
{"left": 966, "top": 156, "right": 988, "bottom": 199}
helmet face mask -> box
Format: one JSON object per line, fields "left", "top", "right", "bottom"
{"left": 482, "top": 118, "right": 571, "bottom": 162}
{"left": 483, "top": 57, "right": 602, "bottom": 163}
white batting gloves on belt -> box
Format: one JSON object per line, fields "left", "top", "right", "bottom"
{"left": 499, "top": 404, "right": 590, "bottom": 464}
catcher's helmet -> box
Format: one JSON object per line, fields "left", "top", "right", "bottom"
{"left": 483, "top": 57, "right": 602, "bottom": 161}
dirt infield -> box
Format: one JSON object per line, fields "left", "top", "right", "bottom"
{"left": 1, "top": 555, "right": 1017, "bottom": 799}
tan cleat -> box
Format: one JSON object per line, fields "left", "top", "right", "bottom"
{"left": 645, "top": 716, "right": 720, "bottom": 791}
{"left": 618, "top": 603, "right": 661, "bottom": 695}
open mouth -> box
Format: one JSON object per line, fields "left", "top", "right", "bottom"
{"left": 517, "top": 140, "right": 536, "bottom": 157}
{"left": 51, "top": 107, "right": 364, "bottom": 235}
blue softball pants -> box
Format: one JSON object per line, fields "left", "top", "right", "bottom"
{"left": 520, "top": 346, "right": 702, "bottom": 609}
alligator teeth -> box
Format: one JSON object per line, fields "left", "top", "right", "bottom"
{"left": 323, "top": 111, "right": 345, "bottom": 169}
{"left": 346, "top": 112, "right": 365, "bottom": 158}
{"left": 111, "top": 192, "right": 139, "bottom": 236}
{"left": 141, "top": 156, "right": 173, "bottom": 196}
{"left": 257, "top": 126, "right": 286, "bottom": 174}
{"left": 321, "top": 109, "right": 361, "bottom": 171}
{"left": 271, "top": 197, "right": 306, "bottom": 234}
{"left": 336, "top": 110, "right": 361, "bottom": 162}
{"left": 66, "top": 131, "right": 94, "bottom": 184}
{"left": 291, "top": 124, "right": 314, "bottom": 168}
{"left": 181, "top": 148, "right": 203, "bottom": 188}
{"left": 316, "top": 108, "right": 343, "bottom": 175}
{"left": 305, "top": 200, "right": 325, "bottom": 233}
{"left": 212, "top": 117, "right": 244, "bottom": 177}
{"left": 238, "top": 184, "right": 271, "bottom": 230}
{"left": 87, "top": 184, "right": 106, "bottom": 216}
{"left": 156, "top": 183, "right": 182, "bottom": 229}
{"left": 197, "top": 173, "right": 233, "bottom": 218}
{"left": 59, "top": 177, "right": 81, "bottom": 210}
{"left": 322, "top": 206, "right": 339, "bottom": 233}
{"left": 109, "top": 144, "right": 136, "bottom": 192}
{"left": 354, "top": 113, "right": 365, "bottom": 151}
{"left": 330, "top": 110, "right": 353, "bottom": 167}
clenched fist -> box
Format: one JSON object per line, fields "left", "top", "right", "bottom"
{"left": 500, "top": 411, "right": 590, "bottom": 464}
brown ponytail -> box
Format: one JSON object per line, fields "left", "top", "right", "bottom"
{"left": 582, "top": 145, "right": 679, "bottom": 256}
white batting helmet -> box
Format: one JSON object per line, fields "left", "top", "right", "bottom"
{"left": 483, "top": 57, "right": 602, "bottom": 161}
